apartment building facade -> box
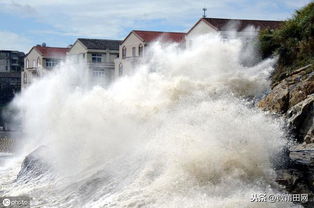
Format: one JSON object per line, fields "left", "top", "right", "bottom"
{"left": 67, "top": 38, "right": 121, "bottom": 84}
{"left": 186, "top": 18, "right": 283, "bottom": 47}
{"left": 0, "top": 50, "right": 24, "bottom": 72}
{"left": 22, "top": 44, "right": 68, "bottom": 89}
{"left": 0, "top": 50, "right": 24, "bottom": 109}
{"left": 114, "top": 30, "right": 186, "bottom": 78}
{"left": 0, "top": 72, "right": 21, "bottom": 103}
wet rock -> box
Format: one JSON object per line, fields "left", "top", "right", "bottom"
{"left": 289, "top": 144, "right": 314, "bottom": 166}
{"left": 258, "top": 63, "right": 314, "bottom": 204}
{"left": 257, "top": 80, "right": 289, "bottom": 113}
{"left": 276, "top": 169, "right": 303, "bottom": 189}
{"left": 305, "top": 169, "right": 314, "bottom": 192}
{"left": 16, "top": 146, "right": 51, "bottom": 181}
{"left": 305, "top": 132, "right": 314, "bottom": 144}
{"left": 287, "top": 94, "right": 314, "bottom": 142}
{"left": 275, "top": 168, "right": 314, "bottom": 199}
{"left": 258, "top": 66, "right": 314, "bottom": 115}
{"left": 288, "top": 72, "right": 314, "bottom": 108}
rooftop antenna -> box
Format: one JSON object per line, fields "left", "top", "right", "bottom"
{"left": 202, "top": 8, "right": 207, "bottom": 18}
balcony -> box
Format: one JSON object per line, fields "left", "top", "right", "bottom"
{"left": 87, "top": 62, "right": 115, "bottom": 70}
{"left": 121, "top": 56, "right": 142, "bottom": 66}
{"left": 122, "top": 56, "right": 142, "bottom": 60}
{"left": 25, "top": 67, "right": 38, "bottom": 71}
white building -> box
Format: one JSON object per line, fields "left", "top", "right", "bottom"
{"left": 114, "top": 30, "right": 186, "bottom": 78}
{"left": 186, "top": 17, "right": 282, "bottom": 47}
{"left": 22, "top": 44, "right": 68, "bottom": 89}
{"left": 67, "top": 39, "right": 121, "bottom": 84}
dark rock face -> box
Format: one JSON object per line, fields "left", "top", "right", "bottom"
{"left": 276, "top": 169, "right": 305, "bottom": 191}
{"left": 287, "top": 95, "right": 314, "bottom": 143}
{"left": 275, "top": 168, "right": 314, "bottom": 208}
{"left": 16, "top": 146, "right": 51, "bottom": 182}
{"left": 289, "top": 144, "right": 314, "bottom": 166}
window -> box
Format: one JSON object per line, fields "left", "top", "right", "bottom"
{"left": 46, "top": 59, "right": 59, "bottom": 68}
{"left": 92, "top": 54, "right": 102, "bottom": 63}
{"left": 122, "top": 46, "right": 126, "bottom": 59}
{"left": 11, "top": 59, "right": 18, "bottom": 64}
{"left": 139, "top": 44, "right": 143, "bottom": 57}
{"left": 119, "top": 64, "right": 123, "bottom": 76}
{"left": 93, "top": 70, "right": 105, "bottom": 78}
{"left": 11, "top": 66, "right": 18, "bottom": 72}
{"left": 37, "top": 58, "right": 40, "bottom": 67}
{"left": 132, "top": 47, "right": 136, "bottom": 57}
{"left": 23, "top": 72, "right": 27, "bottom": 84}
{"left": 33, "top": 60, "right": 36, "bottom": 67}
{"left": 26, "top": 59, "right": 29, "bottom": 68}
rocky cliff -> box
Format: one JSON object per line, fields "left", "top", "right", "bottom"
{"left": 258, "top": 64, "right": 314, "bottom": 205}
{"left": 258, "top": 64, "right": 314, "bottom": 143}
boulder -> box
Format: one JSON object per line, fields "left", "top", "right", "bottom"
{"left": 258, "top": 66, "right": 314, "bottom": 115}
{"left": 258, "top": 65, "right": 314, "bottom": 143}
{"left": 305, "top": 169, "right": 314, "bottom": 192}
{"left": 289, "top": 143, "right": 314, "bottom": 166}
{"left": 16, "top": 146, "right": 51, "bottom": 182}
{"left": 288, "top": 72, "right": 314, "bottom": 108}
{"left": 257, "top": 80, "right": 289, "bottom": 113}
{"left": 286, "top": 94, "right": 314, "bottom": 142}
{"left": 276, "top": 168, "right": 314, "bottom": 202}
{"left": 276, "top": 169, "right": 303, "bottom": 189}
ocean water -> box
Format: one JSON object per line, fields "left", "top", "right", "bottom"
{"left": 0, "top": 34, "right": 301, "bottom": 207}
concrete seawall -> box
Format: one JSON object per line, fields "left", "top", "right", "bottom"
{"left": 0, "top": 131, "right": 21, "bottom": 153}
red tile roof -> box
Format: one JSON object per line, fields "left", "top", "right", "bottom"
{"left": 202, "top": 18, "right": 283, "bottom": 31}
{"left": 34, "top": 46, "right": 69, "bottom": 58}
{"left": 133, "top": 30, "right": 186, "bottom": 43}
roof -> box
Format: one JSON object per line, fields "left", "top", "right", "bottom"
{"left": 0, "top": 72, "right": 21, "bottom": 78}
{"left": 78, "top": 38, "right": 122, "bottom": 50}
{"left": 204, "top": 18, "right": 282, "bottom": 31}
{"left": 132, "top": 30, "right": 186, "bottom": 43}
{"left": 34, "top": 46, "right": 69, "bottom": 58}
{"left": 189, "top": 18, "right": 283, "bottom": 34}
{"left": 0, "top": 50, "right": 25, "bottom": 55}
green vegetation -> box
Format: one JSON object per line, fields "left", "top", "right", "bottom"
{"left": 259, "top": 2, "right": 314, "bottom": 83}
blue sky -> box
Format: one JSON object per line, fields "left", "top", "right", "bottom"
{"left": 0, "top": 0, "right": 312, "bottom": 53}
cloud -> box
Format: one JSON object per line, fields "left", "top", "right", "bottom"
{"left": 0, "top": 0, "right": 311, "bottom": 45}
{"left": 0, "top": 31, "right": 32, "bottom": 52}
{"left": 0, "top": 1, "right": 37, "bottom": 17}
{"left": 0, "top": 0, "right": 245, "bottom": 39}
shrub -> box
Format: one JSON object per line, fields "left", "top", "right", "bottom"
{"left": 258, "top": 2, "right": 314, "bottom": 83}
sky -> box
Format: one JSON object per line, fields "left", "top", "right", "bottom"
{"left": 0, "top": 0, "right": 312, "bottom": 53}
